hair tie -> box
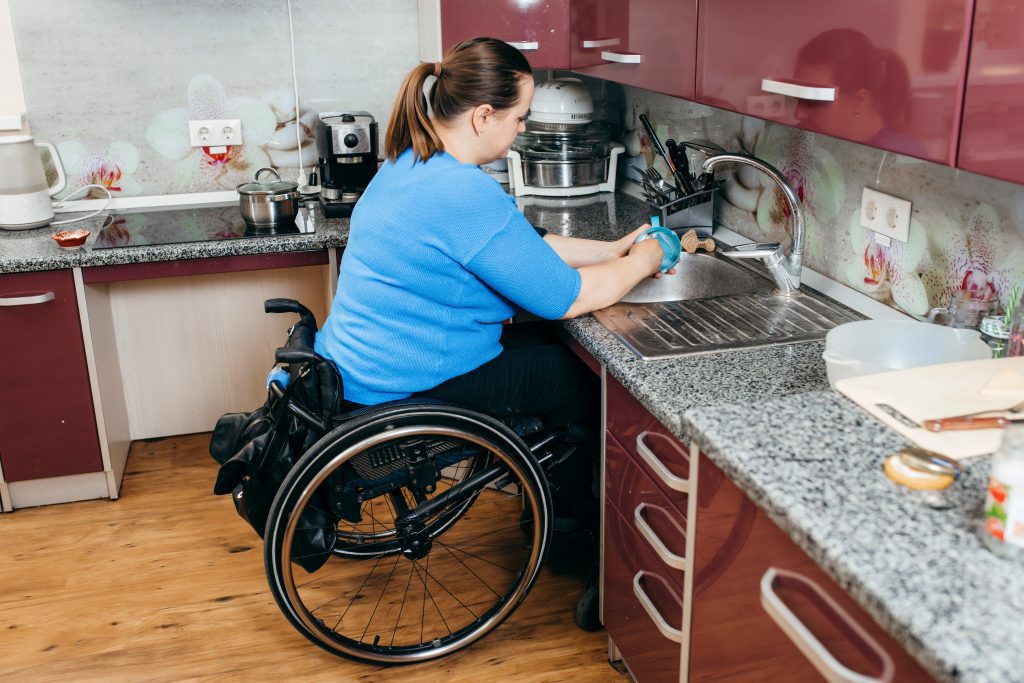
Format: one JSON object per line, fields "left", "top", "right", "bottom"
{"left": 433, "top": 62, "right": 442, "bottom": 78}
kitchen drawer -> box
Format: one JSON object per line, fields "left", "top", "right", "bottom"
{"left": 606, "top": 373, "right": 689, "bottom": 508}
{"left": 604, "top": 501, "right": 684, "bottom": 683}
{"left": 605, "top": 430, "right": 687, "bottom": 575}
{"left": 689, "top": 455, "right": 934, "bottom": 681}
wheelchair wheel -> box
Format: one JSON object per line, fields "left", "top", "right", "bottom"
{"left": 264, "top": 403, "right": 552, "bottom": 664}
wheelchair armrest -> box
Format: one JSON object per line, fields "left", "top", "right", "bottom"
{"left": 265, "top": 298, "right": 315, "bottom": 320}
{"left": 275, "top": 346, "right": 320, "bottom": 365}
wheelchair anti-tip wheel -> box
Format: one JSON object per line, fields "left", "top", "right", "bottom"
{"left": 263, "top": 402, "right": 552, "bottom": 664}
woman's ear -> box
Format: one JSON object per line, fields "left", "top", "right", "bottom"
{"left": 471, "top": 104, "right": 495, "bottom": 136}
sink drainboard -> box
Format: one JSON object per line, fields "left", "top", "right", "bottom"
{"left": 593, "top": 290, "right": 862, "bottom": 360}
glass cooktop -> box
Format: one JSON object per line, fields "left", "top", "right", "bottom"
{"left": 90, "top": 203, "right": 315, "bottom": 250}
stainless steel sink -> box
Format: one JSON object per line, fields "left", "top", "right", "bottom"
{"left": 593, "top": 252, "right": 861, "bottom": 359}
{"left": 621, "top": 252, "right": 759, "bottom": 303}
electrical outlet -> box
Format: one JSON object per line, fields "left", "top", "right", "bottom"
{"left": 744, "top": 94, "right": 786, "bottom": 118}
{"left": 188, "top": 119, "right": 243, "bottom": 148}
{"left": 860, "top": 188, "right": 911, "bottom": 243}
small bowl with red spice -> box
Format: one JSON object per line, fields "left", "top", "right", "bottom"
{"left": 52, "top": 229, "right": 91, "bottom": 250}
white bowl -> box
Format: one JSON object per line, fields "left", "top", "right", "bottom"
{"left": 822, "top": 320, "right": 993, "bottom": 388}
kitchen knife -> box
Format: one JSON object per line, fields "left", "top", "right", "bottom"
{"left": 924, "top": 414, "right": 1024, "bottom": 432}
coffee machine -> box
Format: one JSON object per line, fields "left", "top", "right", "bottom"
{"left": 315, "top": 112, "right": 379, "bottom": 218}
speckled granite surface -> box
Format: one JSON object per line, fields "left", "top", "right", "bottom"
{"left": 677, "top": 392, "right": 1022, "bottom": 683}
{"left": 0, "top": 202, "right": 349, "bottom": 274}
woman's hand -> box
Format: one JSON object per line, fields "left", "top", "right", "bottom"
{"left": 628, "top": 234, "right": 666, "bottom": 276}
{"left": 613, "top": 224, "right": 653, "bottom": 258}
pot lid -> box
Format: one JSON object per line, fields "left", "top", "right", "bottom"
{"left": 236, "top": 167, "right": 298, "bottom": 194}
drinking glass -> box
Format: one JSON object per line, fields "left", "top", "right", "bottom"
{"left": 927, "top": 290, "right": 996, "bottom": 330}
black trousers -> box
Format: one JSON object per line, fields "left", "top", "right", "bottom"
{"left": 416, "top": 323, "right": 596, "bottom": 427}
{"left": 416, "top": 322, "right": 600, "bottom": 522}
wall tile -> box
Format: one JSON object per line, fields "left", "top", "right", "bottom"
{"left": 620, "top": 85, "right": 1024, "bottom": 318}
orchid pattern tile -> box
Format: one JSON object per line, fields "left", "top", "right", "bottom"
{"left": 10, "top": 0, "right": 419, "bottom": 195}
{"left": 621, "top": 85, "right": 1024, "bottom": 318}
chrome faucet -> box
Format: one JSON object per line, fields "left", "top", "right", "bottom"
{"left": 699, "top": 153, "right": 805, "bottom": 295}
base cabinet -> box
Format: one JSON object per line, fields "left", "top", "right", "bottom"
{"left": 0, "top": 270, "right": 102, "bottom": 484}
{"left": 688, "top": 456, "right": 934, "bottom": 682}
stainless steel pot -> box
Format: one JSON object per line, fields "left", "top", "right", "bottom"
{"left": 521, "top": 158, "right": 608, "bottom": 188}
{"left": 236, "top": 167, "right": 300, "bottom": 228}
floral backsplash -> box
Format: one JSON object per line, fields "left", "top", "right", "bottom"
{"left": 10, "top": 0, "right": 418, "bottom": 196}
{"left": 620, "top": 86, "right": 1024, "bottom": 317}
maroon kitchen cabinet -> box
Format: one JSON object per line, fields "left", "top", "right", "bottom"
{"left": 438, "top": 0, "right": 571, "bottom": 69}
{"left": 570, "top": 0, "right": 698, "bottom": 99}
{"left": 688, "top": 456, "right": 934, "bottom": 682}
{"left": 604, "top": 372, "right": 690, "bottom": 682}
{"left": 696, "top": 0, "right": 973, "bottom": 164}
{"left": 0, "top": 270, "right": 102, "bottom": 482}
{"left": 958, "top": 0, "right": 1024, "bottom": 184}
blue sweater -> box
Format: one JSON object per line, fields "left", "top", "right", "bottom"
{"left": 314, "top": 149, "right": 582, "bottom": 405}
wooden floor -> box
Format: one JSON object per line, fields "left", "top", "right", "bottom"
{"left": 0, "top": 434, "right": 625, "bottom": 682}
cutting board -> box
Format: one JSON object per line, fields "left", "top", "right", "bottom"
{"left": 835, "top": 357, "right": 1024, "bottom": 459}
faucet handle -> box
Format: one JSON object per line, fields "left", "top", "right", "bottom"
{"left": 720, "top": 242, "right": 784, "bottom": 259}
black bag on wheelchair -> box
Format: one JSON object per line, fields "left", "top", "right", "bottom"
{"left": 209, "top": 299, "right": 344, "bottom": 573}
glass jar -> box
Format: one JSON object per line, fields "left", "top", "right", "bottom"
{"left": 983, "top": 424, "right": 1024, "bottom": 560}
{"left": 980, "top": 315, "right": 1010, "bottom": 358}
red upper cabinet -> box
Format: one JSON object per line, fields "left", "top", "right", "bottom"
{"left": 696, "top": 0, "right": 974, "bottom": 164}
{"left": 570, "top": 0, "right": 698, "bottom": 99}
{"left": 958, "top": 0, "right": 1024, "bottom": 184}
{"left": 434, "top": 0, "right": 571, "bottom": 69}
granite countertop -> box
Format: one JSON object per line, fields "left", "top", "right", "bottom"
{"left": 4, "top": 188, "right": 1015, "bottom": 680}
{"left": 0, "top": 201, "right": 349, "bottom": 274}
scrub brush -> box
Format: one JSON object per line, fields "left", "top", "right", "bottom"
{"left": 679, "top": 229, "right": 715, "bottom": 254}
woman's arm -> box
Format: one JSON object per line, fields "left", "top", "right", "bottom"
{"left": 562, "top": 238, "right": 665, "bottom": 319}
{"left": 543, "top": 225, "right": 649, "bottom": 268}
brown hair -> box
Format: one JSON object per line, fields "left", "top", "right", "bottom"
{"left": 796, "top": 29, "right": 911, "bottom": 129}
{"left": 384, "top": 37, "right": 532, "bottom": 162}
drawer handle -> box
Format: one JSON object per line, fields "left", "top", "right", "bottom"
{"left": 505, "top": 40, "right": 539, "bottom": 51}
{"left": 634, "top": 503, "right": 686, "bottom": 569}
{"left": 636, "top": 431, "right": 689, "bottom": 493}
{"left": 632, "top": 571, "right": 683, "bottom": 644}
{"left": 601, "top": 51, "right": 643, "bottom": 64}
{"left": 0, "top": 291, "right": 56, "bottom": 307}
{"left": 761, "top": 78, "right": 836, "bottom": 102}
{"left": 581, "top": 37, "right": 620, "bottom": 49}
{"left": 760, "top": 568, "right": 895, "bottom": 683}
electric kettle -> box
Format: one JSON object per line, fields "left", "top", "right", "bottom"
{"left": 0, "top": 135, "right": 67, "bottom": 230}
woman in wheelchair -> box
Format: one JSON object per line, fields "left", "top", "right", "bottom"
{"left": 211, "top": 37, "right": 670, "bottom": 665}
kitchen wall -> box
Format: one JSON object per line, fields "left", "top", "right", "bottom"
{"left": 618, "top": 85, "right": 1024, "bottom": 317}
{"left": 7, "top": 0, "right": 419, "bottom": 196}
{"left": 0, "top": 0, "right": 28, "bottom": 135}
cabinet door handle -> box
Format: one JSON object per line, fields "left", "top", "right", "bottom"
{"left": 632, "top": 571, "right": 684, "bottom": 643}
{"left": 634, "top": 502, "right": 687, "bottom": 569}
{"left": 636, "top": 431, "right": 689, "bottom": 493}
{"left": 581, "top": 37, "right": 620, "bottom": 49}
{"left": 601, "top": 51, "right": 643, "bottom": 64}
{"left": 760, "top": 568, "right": 895, "bottom": 683}
{"left": 0, "top": 291, "right": 56, "bottom": 307}
{"left": 761, "top": 78, "right": 836, "bottom": 101}
{"left": 505, "top": 41, "right": 539, "bottom": 51}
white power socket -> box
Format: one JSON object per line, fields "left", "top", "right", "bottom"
{"left": 188, "top": 119, "right": 243, "bottom": 148}
{"left": 860, "top": 188, "right": 911, "bottom": 244}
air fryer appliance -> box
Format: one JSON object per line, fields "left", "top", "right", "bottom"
{"left": 507, "top": 78, "right": 623, "bottom": 197}
{"left": 316, "top": 112, "right": 378, "bottom": 218}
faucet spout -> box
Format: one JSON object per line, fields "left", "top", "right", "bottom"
{"left": 700, "top": 153, "right": 805, "bottom": 294}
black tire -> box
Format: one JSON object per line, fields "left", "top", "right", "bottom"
{"left": 264, "top": 402, "right": 552, "bottom": 664}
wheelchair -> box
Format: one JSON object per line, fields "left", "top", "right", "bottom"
{"left": 210, "top": 298, "right": 592, "bottom": 665}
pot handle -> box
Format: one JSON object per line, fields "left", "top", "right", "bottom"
{"left": 254, "top": 167, "right": 281, "bottom": 181}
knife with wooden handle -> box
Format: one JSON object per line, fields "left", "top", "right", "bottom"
{"left": 924, "top": 415, "right": 1024, "bottom": 432}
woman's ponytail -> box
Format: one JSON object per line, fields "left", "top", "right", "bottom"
{"left": 384, "top": 37, "right": 532, "bottom": 163}
{"left": 385, "top": 61, "right": 443, "bottom": 162}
